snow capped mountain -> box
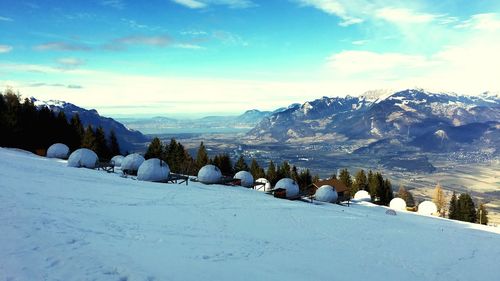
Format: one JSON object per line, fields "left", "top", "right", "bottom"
{"left": 247, "top": 89, "right": 500, "bottom": 153}
{"left": 31, "top": 97, "right": 148, "bottom": 151}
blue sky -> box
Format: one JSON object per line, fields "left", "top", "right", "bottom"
{"left": 1, "top": 0, "right": 500, "bottom": 117}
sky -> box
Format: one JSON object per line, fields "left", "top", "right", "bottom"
{"left": 1, "top": 0, "right": 500, "bottom": 118}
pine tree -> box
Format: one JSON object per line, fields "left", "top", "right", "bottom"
{"left": 69, "top": 114, "right": 84, "bottom": 150}
{"left": 432, "top": 183, "right": 446, "bottom": 217}
{"left": 266, "top": 160, "right": 277, "bottom": 186}
{"left": 382, "top": 178, "right": 394, "bottom": 205}
{"left": 353, "top": 169, "right": 368, "bottom": 192}
{"left": 108, "top": 130, "right": 121, "bottom": 156}
{"left": 397, "top": 185, "right": 415, "bottom": 207}
{"left": 145, "top": 137, "right": 164, "bottom": 160}
{"left": 368, "top": 172, "right": 384, "bottom": 203}
{"left": 457, "top": 193, "right": 477, "bottom": 223}
{"left": 277, "top": 161, "right": 291, "bottom": 179}
{"left": 477, "top": 203, "right": 488, "bottom": 225}
{"left": 94, "top": 126, "right": 110, "bottom": 160}
{"left": 448, "top": 192, "right": 458, "bottom": 219}
{"left": 250, "top": 158, "right": 265, "bottom": 179}
{"left": 214, "top": 153, "right": 233, "bottom": 175}
{"left": 81, "top": 125, "right": 97, "bottom": 151}
{"left": 234, "top": 155, "right": 249, "bottom": 173}
{"left": 195, "top": 141, "right": 209, "bottom": 172}
{"left": 339, "top": 168, "right": 353, "bottom": 197}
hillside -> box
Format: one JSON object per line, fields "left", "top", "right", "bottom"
{"left": 32, "top": 98, "right": 148, "bottom": 151}
{"left": 247, "top": 89, "right": 500, "bottom": 154}
{"left": 1, "top": 148, "right": 499, "bottom": 280}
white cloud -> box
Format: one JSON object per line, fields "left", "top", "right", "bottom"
{"left": 174, "top": 43, "right": 205, "bottom": 50}
{"left": 34, "top": 42, "right": 91, "bottom": 51}
{"left": 456, "top": 13, "right": 500, "bottom": 31}
{"left": 171, "top": 0, "right": 254, "bottom": 9}
{"left": 101, "top": 0, "right": 125, "bottom": 9}
{"left": 56, "top": 58, "right": 85, "bottom": 68}
{"left": 0, "top": 45, "right": 13, "bottom": 53}
{"left": 351, "top": 40, "right": 368, "bottom": 45}
{"left": 375, "top": 7, "right": 437, "bottom": 24}
{"left": 296, "top": 0, "right": 363, "bottom": 26}
{"left": 0, "top": 16, "right": 13, "bottom": 22}
{"left": 172, "top": 0, "right": 207, "bottom": 9}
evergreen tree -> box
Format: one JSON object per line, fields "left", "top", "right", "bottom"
{"left": 108, "top": 130, "right": 121, "bottom": 156}
{"left": 368, "top": 172, "right": 384, "bottom": 203}
{"left": 297, "top": 168, "right": 312, "bottom": 194}
{"left": 234, "top": 155, "right": 249, "bottom": 173}
{"left": 312, "top": 174, "right": 320, "bottom": 184}
{"left": 69, "top": 114, "right": 84, "bottom": 150}
{"left": 195, "top": 141, "right": 209, "bottom": 172}
{"left": 94, "top": 126, "right": 110, "bottom": 160}
{"left": 145, "top": 137, "right": 164, "bottom": 160}
{"left": 477, "top": 203, "right": 488, "bottom": 225}
{"left": 432, "top": 183, "right": 446, "bottom": 217}
{"left": 382, "top": 178, "right": 394, "bottom": 205}
{"left": 457, "top": 193, "right": 477, "bottom": 223}
{"left": 250, "top": 158, "right": 265, "bottom": 179}
{"left": 339, "top": 168, "right": 353, "bottom": 197}
{"left": 213, "top": 153, "right": 233, "bottom": 175}
{"left": 448, "top": 192, "right": 458, "bottom": 220}
{"left": 81, "top": 125, "right": 97, "bottom": 151}
{"left": 397, "top": 185, "right": 415, "bottom": 207}
{"left": 266, "top": 160, "right": 277, "bottom": 186}
{"left": 277, "top": 161, "right": 291, "bottom": 180}
{"left": 352, "top": 169, "right": 368, "bottom": 192}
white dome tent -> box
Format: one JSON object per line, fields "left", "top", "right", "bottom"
{"left": 233, "top": 171, "right": 254, "bottom": 188}
{"left": 137, "top": 158, "right": 170, "bottom": 182}
{"left": 46, "top": 143, "right": 70, "bottom": 159}
{"left": 418, "top": 201, "right": 438, "bottom": 216}
{"left": 197, "top": 165, "right": 222, "bottom": 184}
{"left": 274, "top": 178, "right": 300, "bottom": 199}
{"left": 67, "top": 148, "right": 98, "bottom": 169}
{"left": 315, "top": 185, "right": 338, "bottom": 203}
{"left": 121, "top": 153, "right": 145, "bottom": 175}
{"left": 255, "top": 178, "right": 272, "bottom": 192}
{"left": 389, "top": 198, "right": 407, "bottom": 211}
{"left": 354, "top": 190, "right": 371, "bottom": 202}
{"left": 111, "top": 155, "right": 124, "bottom": 167}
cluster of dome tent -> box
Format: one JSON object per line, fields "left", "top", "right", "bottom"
{"left": 46, "top": 143, "right": 440, "bottom": 214}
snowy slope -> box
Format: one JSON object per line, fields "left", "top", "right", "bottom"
{"left": 1, "top": 148, "right": 499, "bottom": 281}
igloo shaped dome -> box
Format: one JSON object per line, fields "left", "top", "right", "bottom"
{"left": 354, "top": 190, "right": 371, "bottom": 202}
{"left": 389, "top": 198, "right": 407, "bottom": 211}
{"left": 111, "top": 155, "right": 124, "bottom": 167}
{"left": 197, "top": 165, "right": 222, "bottom": 184}
{"left": 315, "top": 185, "right": 338, "bottom": 203}
{"left": 275, "top": 178, "right": 300, "bottom": 198}
{"left": 418, "top": 201, "right": 438, "bottom": 216}
{"left": 46, "top": 143, "right": 70, "bottom": 159}
{"left": 67, "top": 148, "right": 98, "bottom": 169}
{"left": 137, "top": 158, "right": 170, "bottom": 182}
{"left": 234, "top": 171, "right": 254, "bottom": 188}
{"left": 255, "top": 178, "right": 272, "bottom": 192}
{"left": 121, "top": 153, "right": 145, "bottom": 174}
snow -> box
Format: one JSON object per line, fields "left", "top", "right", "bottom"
{"left": 197, "top": 164, "right": 222, "bottom": 184}
{"left": 121, "top": 153, "right": 145, "bottom": 173}
{"left": 354, "top": 190, "right": 371, "bottom": 201}
{"left": 255, "top": 178, "right": 272, "bottom": 192}
{"left": 46, "top": 143, "right": 70, "bottom": 159}
{"left": 274, "top": 178, "right": 299, "bottom": 198}
{"left": 1, "top": 147, "right": 500, "bottom": 281}
{"left": 389, "top": 198, "right": 407, "bottom": 211}
{"left": 111, "top": 155, "right": 124, "bottom": 167}
{"left": 233, "top": 171, "right": 254, "bottom": 188}
{"left": 314, "top": 185, "right": 338, "bottom": 203}
{"left": 67, "top": 148, "right": 98, "bottom": 169}
{"left": 137, "top": 158, "right": 170, "bottom": 182}
{"left": 418, "top": 201, "right": 438, "bottom": 216}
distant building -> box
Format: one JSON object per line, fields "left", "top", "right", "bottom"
{"left": 312, "top": 178, "right": 349, "bottom": 202}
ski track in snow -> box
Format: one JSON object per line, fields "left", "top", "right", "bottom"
{"left": 0, "top": 147, "right": 499, "bottom": 281}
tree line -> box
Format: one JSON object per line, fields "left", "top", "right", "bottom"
{"left": 0, "top": 89, "right": 120, "bottom": 160}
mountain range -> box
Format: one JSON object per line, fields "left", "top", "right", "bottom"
{"left": 32, "top": 98, "right": 148, "bottom": 152}
{"left": 246, "top": 89, "right": 500, "bottom": 155}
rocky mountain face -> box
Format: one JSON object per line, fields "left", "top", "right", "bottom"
{"left": 247, "top": 89, "right": 500, "bottom": 154}
{"left": 32, "top": 98, "right": 148, "bottom": 152}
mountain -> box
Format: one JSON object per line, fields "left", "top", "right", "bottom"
{"left": 121, "top": 109, "right": 274, "bottom": 135}
{"left": 247, "top": 89, "right": 500, "bottom": 154}
{"left": 32, "top": 98, "right": 148, "bottom": 152}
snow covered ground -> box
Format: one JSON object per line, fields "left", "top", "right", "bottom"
{"left": 1, "top": 148, "right": 499, "bottom": 281}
